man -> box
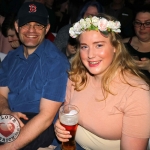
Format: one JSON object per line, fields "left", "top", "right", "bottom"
{"left": 0, "top": 2, "right": 69, "bottom": 150}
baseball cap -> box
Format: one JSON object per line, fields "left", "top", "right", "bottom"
{"left": 17, "top": 2, "right": 49, "bottom": 27}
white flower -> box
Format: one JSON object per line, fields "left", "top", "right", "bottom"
{"left": 69, "top": 16, "right": 121, "bottom": 38}
{"left": 107, "top": 21, "right": 115, "bottom": 29}
{"left": 114, "top": 21, "right": 121, "bottom": 29}
{"left": 69, "top": 27, "right": 77, "bottom": 38}
{"left": 85, "top": 18, "right": 91, "bottom": 28}
{"left": 98, "top": 18, "right": 108, "bottom": 31}
{"left": 80, "top": 19, "right": 87, "bottom": 29}
{"left": 73, "top": 22, "right": 82, "bottom": 32}
{"left": 91, "top": 16, "right": 99, "bottom": 27}
{"left": 112, "top": 28, "right": 121, "bottom": 33}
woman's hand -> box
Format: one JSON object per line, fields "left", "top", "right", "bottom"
{"left": 134, "top": 57, "right": 150, "bottom": 72}
{"left": 54, "top": 119, "right": 72, "bottom": 142}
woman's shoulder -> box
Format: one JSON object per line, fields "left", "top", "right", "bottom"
{"left": 122, "top": 72, "right": 149, "bottom": 89}
{"left": 122, "top": 37, "right": 130, "bottom": 43}
{"left": 123, "top": 36, "right": 138, "bottom": 44}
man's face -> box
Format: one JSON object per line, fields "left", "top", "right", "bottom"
{"left": 15, "top": 21, "right": 50, "bottom": 51}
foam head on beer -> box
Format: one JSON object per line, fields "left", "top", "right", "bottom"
{"left": 66, "top": 110, "right": 78, "bottom": 115}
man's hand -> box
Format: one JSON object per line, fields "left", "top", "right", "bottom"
{"left": 9, "top": 112, "right": 28, "bottom": 127}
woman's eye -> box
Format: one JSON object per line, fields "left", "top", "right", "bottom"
{"left": 97, "top": 44, "right": 103, "bottom": 48}
{"left": 80, "top": 45, "right": 87, "bottom": 49}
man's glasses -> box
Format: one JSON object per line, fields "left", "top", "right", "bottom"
{"left": 133, "top": 21, "right": 150, "bottom": 28}
{"left": 21, "top": 23, "right": 45, "bottom": 30}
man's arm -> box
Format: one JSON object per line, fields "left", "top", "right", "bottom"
{"left": 0, "top": 87, "right": 11, "bottom": 114}
{"left": 0, "top": 87, "right": 28, "bottom": 127}
{"left": 0, "top": 98, "right": 62, "bottom": 150}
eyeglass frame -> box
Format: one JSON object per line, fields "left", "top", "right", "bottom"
{"left": 20, "top": 23, "right": 46, "bottom": 30}
{"left": 133, "top": 21, "right": 150, "bottom": 28}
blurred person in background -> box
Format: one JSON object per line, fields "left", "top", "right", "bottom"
{"left": 0, "top": 15, "right": 12, "bottom": 54}
{"left": 54, "top": 0, "right": 69, "bottom": 33}
{"left": 123, "top": 4, "right": 150, "bottom": 80}
{"left": 45, "top": 0, "right": 56, "bottom": 32}
{"left": 105, "top": 0, "right": 134, "bottom": 38}
{"left": 62, "top": 36, "right": 78, "bottom": 62}
{"left": 54, "top": 0, "right": 104, "bottom": 51}
{"left": 1, "top": 13, "right": 20, "bottom": 49}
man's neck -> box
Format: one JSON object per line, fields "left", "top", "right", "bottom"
{"left": 23, "top": 47, "right": 36, "bottom": 59}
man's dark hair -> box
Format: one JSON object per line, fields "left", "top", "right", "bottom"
{"left": 1, "top": 13, "right": 17, "bottom": 37}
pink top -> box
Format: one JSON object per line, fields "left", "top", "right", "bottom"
{"left": 65, "top": 73, "right": 150, "bottom": 140}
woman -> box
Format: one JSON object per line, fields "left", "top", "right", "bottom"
{"left": 54, "top": 13, "right": 150, "bottom": 150}
{"left": 123, "top": 4, "right": 150, "bottom": 79}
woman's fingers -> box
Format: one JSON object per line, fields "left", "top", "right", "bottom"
{"left": 54, "top": 119, "right": 71, "bottom": 142}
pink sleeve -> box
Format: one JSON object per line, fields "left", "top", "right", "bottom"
{"left": 122, "top": 86, "right": 150, "bottom": 138}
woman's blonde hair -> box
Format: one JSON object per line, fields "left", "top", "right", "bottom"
{"left": 69, "top": 13, "right": 150, "bottom": 100}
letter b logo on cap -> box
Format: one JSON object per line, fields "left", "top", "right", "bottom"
{"left": 29, "top": 4, "right": 37, "bottom": 13}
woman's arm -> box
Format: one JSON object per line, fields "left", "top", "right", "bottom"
{"left": 121, "top": 134, "right": 148, "bottom": 150}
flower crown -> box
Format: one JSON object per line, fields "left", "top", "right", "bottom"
{"left": 69, "top": 16, "right": 121, "bottom": 38}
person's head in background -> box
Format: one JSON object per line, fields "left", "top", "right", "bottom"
{"left": 66, "top": 36, "right": 78, "bottom": 59}
{"left": 53, "top": 0, "right": 69, "bottom": 14}
{"left": 133, "top": 4, "right": 150, "bottom": 42}
{"left": 32, "top": 0, "right": 45, "bottom": 4}
{"left": 67, "top": 0, "right": 83, "bottom": 24}
{"left": 1, "top": 13, "right": 20, "bottom": 49}
{"left": 77, "top": 0, "right": 104, "bottom": 21}
{"left": 45, "top": 0, "right": 54, "bottom": 9}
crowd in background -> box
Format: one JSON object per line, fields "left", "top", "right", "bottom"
{"left": 0, "top": 0, "right": 150, "bottom": 149}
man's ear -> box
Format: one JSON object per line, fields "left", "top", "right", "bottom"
{"left": 45, "top": 24, "right": 50, "bottom": 34}
{"left": 14, "top": 21, "right": 19, "bottom": 33}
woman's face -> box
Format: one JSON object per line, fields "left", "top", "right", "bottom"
{"left": 79, "top": 31, "right": 116, "bottom": 78}
{"left": 84, "top": 6, "right": 99, "bottom": 18}
{"left": 134, "top": 12, "right": 150, "bottom": 42}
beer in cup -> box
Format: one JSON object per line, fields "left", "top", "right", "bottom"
{"left": 59, "top": 104, "right": 79, "bottom": 150}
